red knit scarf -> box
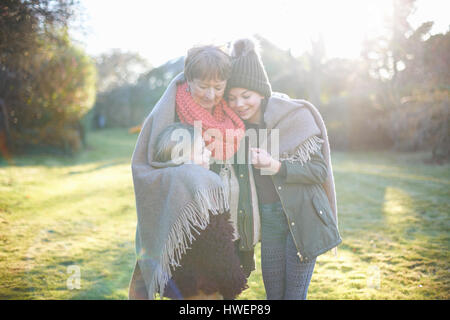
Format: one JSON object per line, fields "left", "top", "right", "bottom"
{"left": 176, "top": 82, "right": 245, "bottom": 161}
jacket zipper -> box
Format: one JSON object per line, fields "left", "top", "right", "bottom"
{"left": 273, "top": 181, "right": 305, "bottom": 261}
{"left": 238, "top": 164, "right": 250, "bottom": 250}
{"left": 240, "top": 210, "right": 248, "bottom": 250}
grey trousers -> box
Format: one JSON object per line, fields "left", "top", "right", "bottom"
{"left": 260, "top": 202, "right": 316, "bottom": 300}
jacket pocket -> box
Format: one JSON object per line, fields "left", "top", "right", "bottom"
{"left": 312, "top": 194, "right": 331, "bottom": 226}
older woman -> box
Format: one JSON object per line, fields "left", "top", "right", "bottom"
{"left": 128, "top": 44, "right": 260, "bottom": 299}
{"left": 226, "top": 38, "right": 342, "bottom": 300}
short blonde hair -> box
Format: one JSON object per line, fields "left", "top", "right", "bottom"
{"left": 184, "top": 45, "right": 231, "bottom": 82}
{"left": 153, "top": 123, "right": 196, "bottom": 163}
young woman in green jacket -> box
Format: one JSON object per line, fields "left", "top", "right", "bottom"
{"left": 226, "top": 38, "right": 342, "bottom": 300}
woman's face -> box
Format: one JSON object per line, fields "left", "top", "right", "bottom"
{"left": 227, "top": 88, "right": 264, "bottom": 124}
{"left": 188, "top": 78, "right": 227, "bottom": 113}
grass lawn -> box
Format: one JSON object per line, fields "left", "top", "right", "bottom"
{"left": 0, "top": 128, "right": 449, "bottom": 299}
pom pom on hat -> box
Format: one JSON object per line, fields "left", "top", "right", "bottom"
{"left": 231, "top": 38, "right": 257, "bottom": 58}
{"left": 227, "top": 38, "right": 272, "bottom": 98}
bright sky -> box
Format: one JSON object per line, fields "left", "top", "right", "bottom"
{"left": 70, "top": 0, "right": 449, "bottom": 67}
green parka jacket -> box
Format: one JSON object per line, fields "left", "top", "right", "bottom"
{"left": 272, "top": 149, "right": 342, "bottom": 261}
{"left": 248, "top": 95, "right": 342, "bottom": 261}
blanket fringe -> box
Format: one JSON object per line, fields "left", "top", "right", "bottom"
{"left": 279, "top": 135, "right": 324, "bottom": 165}
{"left": 148, "top": 186, "right": 229, "bottom": 298}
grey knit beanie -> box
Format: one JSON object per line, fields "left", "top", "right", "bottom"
{"left": 227, "top": 38, "right": 272, "bottom": 98}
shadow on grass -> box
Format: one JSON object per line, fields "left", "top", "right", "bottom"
{"left": 7, "top": 241, "right": 137, "bottom": 300}
{"left": 336, "top": 164, "right": 449, "bottom": 237}
{"left": 70, "top": 245, "right": 136, "bottom": 300}
{"left": 66, "top": 160, "right": 129, "bottom": 175}
{"left": 0, "top": 129, "right": 138, "bottom": 168}
{"left": 333, "top": 161, "right": 450, "bottom": 289}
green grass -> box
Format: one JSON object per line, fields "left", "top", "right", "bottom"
{"left": 0, "top": 129, "right": 449, "bottom": 299}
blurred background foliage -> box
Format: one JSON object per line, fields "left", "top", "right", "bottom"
{"left": 1, "top": 0, "right": 96, "bottom": 155}
{"left": 0, "top": 0, "right": 448, "bottom": 162}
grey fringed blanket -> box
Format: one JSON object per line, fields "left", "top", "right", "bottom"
{"left": 128, "top": 73, "right": 229, "bottom": 299}
{"left": 264, "top": 95, "right": 338, "bottom": 227}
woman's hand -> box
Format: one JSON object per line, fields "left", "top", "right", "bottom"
{"left": 250, "top": 148, "right": 281, "bottom": 175}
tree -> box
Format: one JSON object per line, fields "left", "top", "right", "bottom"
{"left": 10, "top": 30, "right": 96, "bottom": 154}
{"left": 393, "top": 29, "right": 450, "bottom": 160}
{"left": 0, "top": 0, "right": 97, "bottom": 155}
{"left": 361, "top": 0, "right": 416, "bottom": 81}
{"left": 256, "top": 35, "right": 308, "bottom": 99}
{"left": 1, "top": 1, "right": 79, "bottom": 153}
{"left": 306, "top": 34, "right": 326, "bottom": 106}
{"left": 94, "top": 50, "right": 152, "bottom": 93}
{"left": 91, "top": 57, "right": 183, "bottom": 128}
{"left": 359, "top": 0, "right": 449, "bottom": 160}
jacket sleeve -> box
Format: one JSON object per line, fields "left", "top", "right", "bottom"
{"left": 278, "top": 149, "right": 328, "bottom": 185}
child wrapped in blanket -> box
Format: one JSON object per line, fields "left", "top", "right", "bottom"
{"left": 131, "top": 122, "right": 247, "bottom": 300}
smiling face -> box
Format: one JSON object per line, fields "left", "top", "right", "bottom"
{"left": 227, "top": 88, "right": 264, "bottom": 124}
{"left": 188, "top": 78, "right": 227, "bottom": 113}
